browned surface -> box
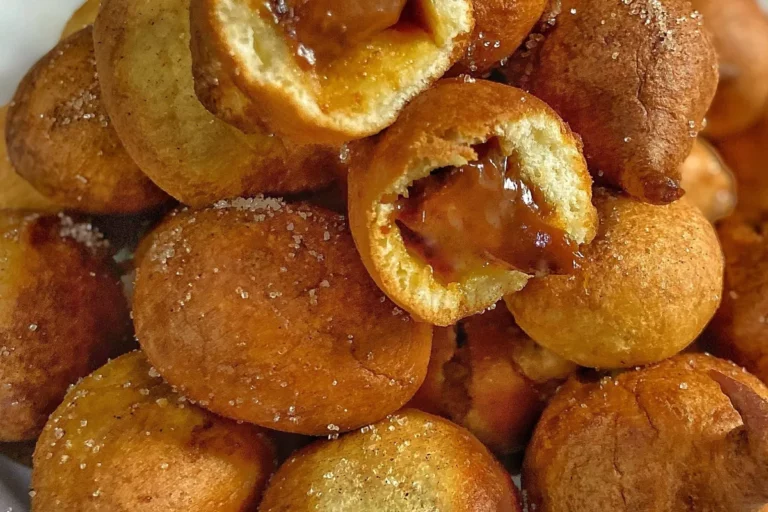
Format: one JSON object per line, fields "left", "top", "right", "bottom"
{"left": 0, "top": 106, "right": 58, "bottom": 212}
{"left": 260, "top": 409, "right": 522, "bottom": 511}
{"left": 94, "top": 0, "right": 341, "bottom": 207}
{"left": 31, "top": 351, "right": 276, "bottom": 511}
{"left": 133, "top": 200, "right": 432, "bottom": 435}
{"left": 349, "top": 79, "right": 595, "bottom": 326}
{"left": 717, "top": 106, "right": 768, "bottom": 222}
{"left": 505, "top": 0, "right": 718, "bottom": 204}
{"left": 450, "top": 0, "right": 548, "bottom": 76}
{"left": 708, "top": 217, "right": 768, "bottom": 385}
{"left": 507, "top": 188, "right": 723, "bottom": 368}
{"left": 0, "top": 211, "right": 131, "bottom": 441}
{"left": 679, "top": 138, "right": 736, "bottom": 222}
{"left": 6, "top": 27, "right": 169, "bottom": 214}
{"left": 409, "top": 305, "right": 576, "bottom": 454}
{"left": 524, "top": 354, "right": 768, "bottom": 511}
{"left": 692, "top": 0, "right": 768, "bottom": 139}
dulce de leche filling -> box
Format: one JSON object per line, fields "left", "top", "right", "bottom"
{"left": 265, "top": 0, "right": 421, "bottom": 68}
{"left": 394, "top": 138, "right": 583, "bottom": 282}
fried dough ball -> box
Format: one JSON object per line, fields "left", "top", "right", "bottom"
{"left": 524, "top": 354, "right": 768, "bottom": 511}
{"left": 505, "top": 0, "right": 718, "bottom": 204}
{"left": 707, "top": 217, "right": 768, "bottom": 384}
{"left": 259, "top": 409, "right": 522, "bottom": 511}
{"left": 348, "top": 79, "right": 597, "bottom": 326}
{"left": 0, "top": 105, "right": 58, "bottom": 212}
{"left": 6, "top": 27, "right": 169, "bottom": 215}
{"left": 31, "top": 351, "right": 276, "bottom": 511}
{"left": 507, "top": 188, "right": 724, "bottom": 369}
{"left": 188, "top": 0, "right": 475, "bottom": 144}
{"left": 409, "top": 305, "right": 576, "bottom": 454}
{"left": 0, "top": 211, "right": 131, "bottom": 441}
{"left": 449, "top": 0, "right": 548, "bottom": 76}
{"left": 717, "top": 106, "right": 768, "bottom": 222}
{"left": 61, "top": 0, "right": 101, "bottom": 39}
{"left": 691, "top": 0, "right": 768, "bottom": 139}
{"left": 93, "top": 0, "right": 342, "bottom": 207}
{"left": 133, "top": 199, "right": 432, "bottom": 435}
{"left": 679, "top": 138, "right": 736, "bottom": 222}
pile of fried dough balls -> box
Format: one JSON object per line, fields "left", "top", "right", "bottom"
{"left": 2, "top": 0, "right": 768, "bottom": 510}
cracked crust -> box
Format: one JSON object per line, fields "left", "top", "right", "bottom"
{"left": 260, "top": 410, "right": 522, "bottom": 512}
{"left": 504, "top": 0, "right": 718, "bottom": 204}
{"left": 93, "top": 0, "right": 342, "bottom": 207}
{"left": 507, "top": 188, "right": 724, "bottom": 369}
{"left": 31, "top": 351, "right": 276, "bottom": 510}
{"left": 0, "top": 211, "right": 131, "bottom": 441}
{"left": 523, "top": 354, "right": 768, "bottom": 512}
{"left": 348, "top": 79, "right": 597, "bottom": 326}
{"left": 133, "top": 201, "right": 432, "bottom": 435}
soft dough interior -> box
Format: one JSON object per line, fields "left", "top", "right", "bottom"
{"left": 215, "top": 0, "right": 473, "bottom": 129}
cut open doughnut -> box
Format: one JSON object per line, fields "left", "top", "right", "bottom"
{"left": 189, "top": 0, "right": 475, "bottom": 144}
{"left": 348, "top": 80, "right": 597, "bottom": 326}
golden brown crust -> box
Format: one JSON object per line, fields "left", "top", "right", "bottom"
{"left": 31, "top": 351, "right": 276, "bottom": 511}
{"left": 0, "top": 211, "right": 131, "bottom": 441}
{"left": 409, "top": 304, "right": 576, "bottom": 454}
{"left": 93, "top": 0, "right": 342, "bottom": 208}
{"left": 449, "top": 0, "right": 548, "bottom": 76}
{"left": 259, "top": 409, "right": 522, "bottom": 512}
{"left": 348, "top": 79, "right": 596, "bottom": 326}
{"left": 679, "top": 138, "right": 736, "bottom": 222}
{"left": 133, "top": 200, "right": 432, "bottom": 435}
{"left": 505, "top": 0, "right": 718, "bottom": 204}
{"left": 507, "top": 188, "right": 724, "bottom": 369}
{"left": 6, "top": 27, "right": 170, "bottom": 214}
{"left": 524, "top": 354, "right": 768, "bottom": 512}
{"left": 707, "top": 217, "right": 768, "bottom": 385}
{"left": 692, "top": 0, "right": 768, "bottom": 139}
{"left": 716, "top": 107, "right": 768, "bottom": 222}
{"left": 60, "top": 0, "right": 101, "bottom": 39}
{"left": 189, "top": 0, "right": 475, "bottom": 144}
{"left": 0, "top": 106, "right": 59, "bottom": 212}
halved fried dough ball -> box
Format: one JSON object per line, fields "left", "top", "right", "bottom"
{"left": 6, "top": 27, "right": 170, "bottom": 214}
{"left": 679, "top": 138, "right": 736, "bottom": 222}
{"left": 189, "top": 0, "right": 475, "bottom": 144}
{"left": 449, "top": 0, "right": 548, "bottom": 76}
{"left": 707, "top": 217, "right": 768, "bottom": 384}
{"left": 507, "top": 188, "right": 724, "bottom": 369}
{"left": 0, "top": 105, "right": 58, "bottom": 212}
{"left": 524, "top": 354, "right": 768, "bottom": 511}
{"left": 31, "top": 351, "right": 276, "bottom": 511}
{"left": 348, "top": 79, "right": 597, "bottom": 326}
{"left": 409, "top": 304, "right": 576, "bottom": 454}
{"left": 260, "top": 409, "right": 521, "bottom": 511}
{"left": 61, "top": 0, "right": 101, "bottom": 39}
{"left": 691, "top": 0, "right": 768, "bottom": 139}
{"left": 717, "top": 107, "right": 768, "bottom": 222}
{"left": 93, "top": 0, "right": 342, "bottom": 208}
{"left": 133, "top": 199, "right": 432, "bottom": 435}
{"left": 0, "top": 211, "right": 130, "bottom": 441}
{"left": 505, "top": 0, "right": 718, "bottom": 204}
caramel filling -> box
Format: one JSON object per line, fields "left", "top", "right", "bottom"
{"left": 395, "top": 138, "right": 582, "bottom": 282}
{"left": 265, "top": 0, "right": 421, "bottom": 68}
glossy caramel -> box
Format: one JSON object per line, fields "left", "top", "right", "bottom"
{"left": 267, "top": 0, "right": 409, "bottom": 67}
{"left": 396, "top": 139, "right": 582, "bottom": 281}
